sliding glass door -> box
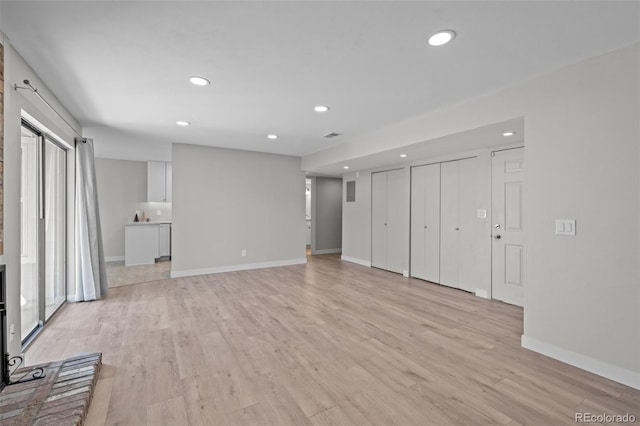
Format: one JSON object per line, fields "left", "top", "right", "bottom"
{"left": 20, "top": 121, "right": 67, "bottom": 343}
{"left": 20, "top": 125, "right": 40, "bottom": 340}
{"left": 44, "top": 139, "right": 66, "bottom": 317}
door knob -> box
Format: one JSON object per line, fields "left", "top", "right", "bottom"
{"left": 494, "top": 224, "right": 501, "bottom": 229}
{"left": 423, "top": 225, "right": 427, "bottom": 229}
{"left": 494, "top": 234, "right": 502, "bottom": 239}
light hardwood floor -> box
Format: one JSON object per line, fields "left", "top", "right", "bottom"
{"left": 25, "top": 255, "right": 639, "bottom": 425}
{"left": 106, "top": 260, "right": 171, "bottom": 288}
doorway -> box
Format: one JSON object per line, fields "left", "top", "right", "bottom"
{"left": 491, "top": 147, "right": 525, "bottom": 306}
{"left": 20, "top": 120, "right": 67, "bottom": 345}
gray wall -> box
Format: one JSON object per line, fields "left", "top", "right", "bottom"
{"left": 330, "top": 44, "right": 640, "bottom": 386}
{"left": 171, "top": 144, "right": 306, "bottom": 276}
{"left": 95, "top": 158, "right": 145, "bottom": 259}
{"left": 312, "top": 177, "right": 342, "bottom": 253}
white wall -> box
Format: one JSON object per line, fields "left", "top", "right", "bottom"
{"left": 2, "top": 35, "right": 80, "bottom": 356}
{"left": 312, "top": 177, "right": 342, "bottom": 254}
{"left": 327, "top": 44, "right": 640, "bottom": 387}
{"left": 85, "top": 126, "right": 172, "bottom": 162}
{"left": 171, "top": 144, "right": 306, "bottom": 277}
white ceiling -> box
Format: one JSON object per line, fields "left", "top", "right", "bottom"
{"left": 1, "top": 1, "right": 639, "bottom": 162}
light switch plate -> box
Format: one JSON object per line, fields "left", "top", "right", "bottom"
{"left": 477, "top": 209, "right": 487, "bottom": 219}
{"left": 555, "top": 219, "right": 576, "bottom": 236}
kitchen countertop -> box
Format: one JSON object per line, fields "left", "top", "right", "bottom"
{"left": 126, "top": 221, "right": 172, "bottom": 226}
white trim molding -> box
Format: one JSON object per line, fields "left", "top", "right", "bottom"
{"left": 170, "top": 258, "right": 307, "bottom": 278}
{"left": 313, "top": 248, "right": 342, "bottom": 255}
{"left": 105, "top": 256, "right": 125, "bottom": 262}
{"left": 340, "top": 255, "right": 371, "bottom": 267}
{"left": 522, "top": 335, "right": 640, "bottom": 390}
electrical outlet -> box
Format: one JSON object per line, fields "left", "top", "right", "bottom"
{"left": 241, "top": 249, "right": 247, "bottom": 257}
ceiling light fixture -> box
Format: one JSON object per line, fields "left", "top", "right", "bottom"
{"left": 189, "top": 76, "right": 210, "bottom": 86}
{"left": 343, "top": 166, "right": 349, "bottom": 170}
{"left": 176, "top": 121, "right": 190, "bottom": 126}
{"left": 400, "top": 154, "right": 408, "bottom": 158}
{"left": 267, "top": 134, "right": 278, "bottom": 140}
{"left": 314, "top": 105, "right": 330, "bottom": 113}
{"left": 428, "top": 30, "right": 456, "bottom": 47}
{"left": 503, "top": 131, "right": 516, "bottom": 137}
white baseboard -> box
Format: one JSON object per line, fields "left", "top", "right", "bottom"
{"left": 475, "top": 288, "right": 489, "bottom": 299}
{"left": 105, "top": 256, "right": 125, "bottom": 262}
{"left": 313, "top": 248, "right": 342, "bottom": 255}
{"left": 340, "top": 255, "right": 371, "bottom": 267}
{"left": 521, "top": 335, "right": 640, "bottom": 390}
{"left": 170, "top": 258, "right": 307, "bottom": 278}
{"left": 66, "top": 295, "right": 78, "bottom": 303}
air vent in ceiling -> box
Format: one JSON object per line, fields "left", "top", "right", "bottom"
{"left": 323, "top": 132, "right": 341, "bottom": 139}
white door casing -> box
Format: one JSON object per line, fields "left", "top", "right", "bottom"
{"left": 491, "top": 147, "right": 525, "bottom": 306}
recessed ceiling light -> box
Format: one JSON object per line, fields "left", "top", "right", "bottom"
{"left": 400, "top": 154, "right": 408, "bottom": 158}
{"left": 503, "top": 131, "right": 516, "bottom": 137}
{"left": 343, "top": 166, "right": 349, "bottom": 170}
{"left": 314, "top": 105, "right": 330, "bottom": 113}
{"left": 176, "top": 121, "right": 190, "bottom": 126}
{"left": 267, "top": 134, "right": 278, "bottom": 140}
{"left": 428, "top": 30, "right": 456, "bottom": 47}
{"left": 189, "top": 76, "right": 210, "bottom": 86}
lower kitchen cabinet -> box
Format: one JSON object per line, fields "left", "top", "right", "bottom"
{"left": 125, "top": 222, "right": 171, "bottom": 266}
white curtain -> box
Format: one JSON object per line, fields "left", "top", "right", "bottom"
{"left": 75, "top": 138, "right": 108, "bottom": 301}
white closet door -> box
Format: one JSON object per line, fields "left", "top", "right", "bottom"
{"left": 371, "top": 171, "right": 388, "bottom": 270}
{"left": 410, "top": 166, "right": 427, "bottom": 278}
{"left": 411, "top": 164, "right": 440, "bottom": 282}
{"left": 457, "top": 157, "right": 478, "bottom": 293}
{"left": 385, "top": 169, "right": 404, "bottom": 274}
{"left": 440, "top": 161, "right": 459, "bottom": 288}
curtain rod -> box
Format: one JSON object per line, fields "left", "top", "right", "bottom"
{"left": 14, "top": 79, "right": 85, "bottom": 142}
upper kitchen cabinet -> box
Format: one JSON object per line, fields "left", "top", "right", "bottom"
{"left": 147, "top": 161, "right": 172, "bottom": 202}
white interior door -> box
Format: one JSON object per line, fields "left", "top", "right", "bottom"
{"left": 410, "top": 164, "right": 440, "bottom": 282}
{"left": 491, "top": 147, "right": 525, "bottom": 306}
{"left": 385, "top": 169, "right": 404, "bottom": 274}
{"left": 440, "top": 161, "right": 459, "bottom": 288}
{"left": 371, "top": 171, "right": 388, "bottom": 270}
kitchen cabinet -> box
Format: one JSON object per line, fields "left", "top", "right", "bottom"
{"left": 158, "top": 223, "right": 171, "bottom": 257}
{"left": 125, "top": 222, "right": 171, "bottom": 266}
{"left": 147, "top": 161, "right": 172, "bottom": 202}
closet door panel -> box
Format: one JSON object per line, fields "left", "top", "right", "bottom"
{"left": 386, "top": 169, "right": 404, "bottom": 274}
{"left": 411, "top": 164, "right": 440, "bottom": 282}
{"left": 371, "top": 172, "right": 388, "bottom": 269}
{"left": 423, "top": 164, "right": 441, "bottom": 282}
{"left": 410, "top": 166, "right": 427, "bottom": 279}
{"left": 457, "top": 157, "right": 478, "bottom": 293}
{"left": 440, "top": 161, "right": 459, "bottom": 288}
